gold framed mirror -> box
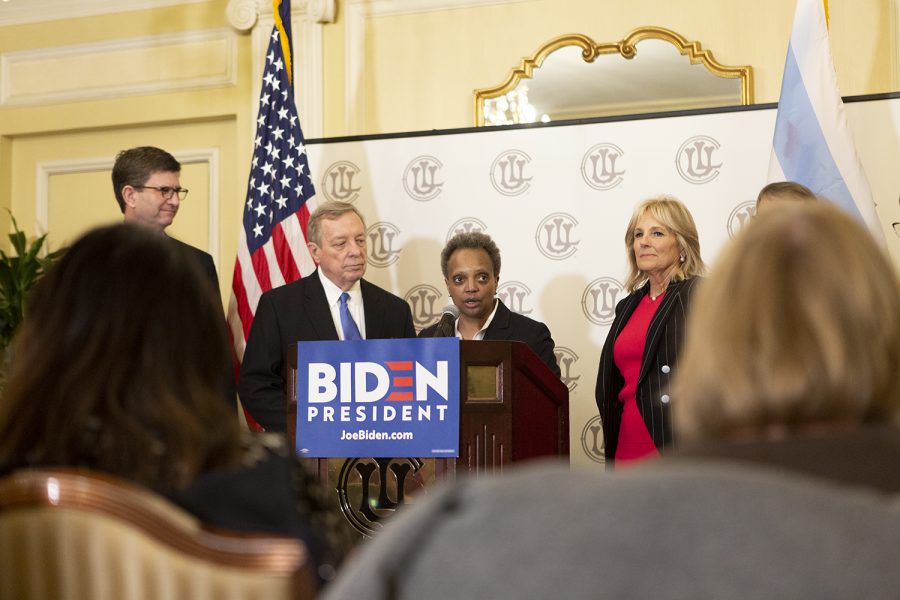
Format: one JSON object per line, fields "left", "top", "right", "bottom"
{"left": 474, "top": 27, "right": 753, "bottom": 126}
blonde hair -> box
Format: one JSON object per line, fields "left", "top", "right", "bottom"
{"left": 674, "top": 203, "right": 900, "bottom": 441}
{"left": 624, "top": 196, "right": 706, "bottom": 292}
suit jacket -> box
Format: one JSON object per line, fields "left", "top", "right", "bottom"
{"left": 594, "top": 277, "right": 699, "bottom": 465}
{"left": 169, "top": 236, "right": 219, "bottom": 298}
{"left": 239, "top": 271, "right": 416, "bottom": 431}
{"left": 166, "top": 235, "right": 236, "bottom": 408}
{"left": 418, "top": 299, "right": 560, "bottom": 377}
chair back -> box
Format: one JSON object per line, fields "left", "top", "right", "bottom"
{"left": 0, "top": 468, "right": 317, "bottom": 600}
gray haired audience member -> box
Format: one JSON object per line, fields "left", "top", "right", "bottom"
{"left": 673, "top": 202, "right": 900, "bottom": 492}
{"left": 322, "top": 459, "right": 900, "bottom": 600}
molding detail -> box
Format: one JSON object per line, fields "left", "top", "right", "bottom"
{"left": 308, "top": 0, "right": 336, "bottom": 23}
{"left": 473, "top": 28, "right": 755, "bottom": 126}
{"left": 226, "top": 0, "right": 260, "bottom": 32}
{"left": 0, "top": 0, "right": 209, "bottom": 27}
{"left": 35, "top": 148, "right": 221, "bottom": 268}
{"left": 1, "top": 29, "right": 237, "bottom": 107}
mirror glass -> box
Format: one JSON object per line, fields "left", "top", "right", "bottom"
{"left": 477, "top": 30, "right": 752, "bottom": 126}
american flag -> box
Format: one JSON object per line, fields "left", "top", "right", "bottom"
{"left": 227, "top": 0, "right": 317, "bottom": 428}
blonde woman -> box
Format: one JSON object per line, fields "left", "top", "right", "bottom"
{"left": 595, "top": 196, "right": 706, "bottom": 467}
{"left": 673, "top": 203, "right": 900, "bottom": 491}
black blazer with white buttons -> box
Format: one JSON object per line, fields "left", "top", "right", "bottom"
{"left": 594, "top": 277, "right": 699, "bottom": 465}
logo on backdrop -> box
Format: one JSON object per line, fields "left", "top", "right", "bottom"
{"left": 366, "top": 221, "right": 402, "bottom": 268}
{"left": 727, "top": 201, "right": 757, "bottom": 238}
{"left": 580, "top": 415, "right": 606, "bottom": 464}
{"left": 554, "top": 346, "right": 581, "bottom": 392}
{"left": 337, "top": 457, "right": 426, "bottom": 536}
{"left": 296, "top": 338, "right": 460, "bottom": 458}
{"left": 497, "top": 281, "right": 533, "bottom": 315}
{"left": 404, "top": 284, "right": 444, "bottom": 331}
{"left": 321, "top": 160, "right": 363, "bottom": 203}
{"left": 581, "top": 143, "right": 625, "bottom": 191}
{"left": 446, "top": 217, "right": 487, "bottom": 241}
{"left": 490, "top": 149, "right": 533, "bottom": 196}
{"left": 402, "top": 155, "right": 444, "bottom": 202}
{"left": 536, "top": 212, "right": 579, "bottom": 260}
{"left": 675, "top": 135, "right": 722, "bottom": 184}
{"left": 582, "top": 277, "right": 624, "bottom": 325}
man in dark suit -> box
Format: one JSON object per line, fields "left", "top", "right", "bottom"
{"left": 418, "top": 231, "right": 560, "bottom": 377}
{"left": 112, "top": 146, "right": 219, "bottom": 294}
{"left": 112, "top": 146, "right": 233, "bottom": 408}
{"left": 239, "top": 201, "right": 416, "bottom": 432}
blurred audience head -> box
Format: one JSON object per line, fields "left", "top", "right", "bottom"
{"left": 0, "top": 224, "right": 241, "bottom": 489}
{"left": 755, "top": 181, "right": 817, "bottom": 215}
{"left": 674, "top": 203, "right": 900, "bottom": 441}
{"left": 624, "top": 195, "right": 706, "bottom": 292}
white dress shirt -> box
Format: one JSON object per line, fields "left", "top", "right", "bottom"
{"left": 318, "top": 270, "right": 366, "bottom": 340}
{"left": 454, "top": 298, "right": 499, "bottom": 340}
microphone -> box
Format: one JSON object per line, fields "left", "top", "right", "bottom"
{"left": 433, "top": 304, "right": 459, "bottom": 337}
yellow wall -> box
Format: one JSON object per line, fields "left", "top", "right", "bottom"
{"left": 0, "top": 0, "right": 250, "bottom": 305}
{"left": 341, "top": 0, "right": 894, "bottom": 135}
{"left": 0, "top": 0, "right": 897, "bottom": 303}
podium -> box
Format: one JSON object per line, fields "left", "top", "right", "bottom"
{"left": 286, "top": 340, "right": 568, "bottom": 536}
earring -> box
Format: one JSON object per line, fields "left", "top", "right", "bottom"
{"left": 680, "top": 254, "right": 685, "bottom": 263}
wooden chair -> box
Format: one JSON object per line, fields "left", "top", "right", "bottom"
{"left": 0, "top": 468, "right": 317, "bottom": 600}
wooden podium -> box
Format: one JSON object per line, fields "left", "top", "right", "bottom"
{"left": 286, "top": 340, "right": 568, "bottom": 536}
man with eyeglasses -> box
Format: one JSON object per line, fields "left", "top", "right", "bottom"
{"left": 112, "top": 146, "right": 218, "bottom": 292}
{"left": 112, "top": 146, "right": 238, "bottom": 410}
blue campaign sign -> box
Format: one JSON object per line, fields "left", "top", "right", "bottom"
{"left": 296, "top": 337, "right": 460, "bottom": 458}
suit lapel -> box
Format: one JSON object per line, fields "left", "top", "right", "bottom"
{"left": 610, "top": 288, "right": 644, "bottom": 343}
{"left": 304, "top": 271, "right": 339, "bottom": 340}
{"left": 637, "top": 280, "right": 683, "bottom": 383}
{"left": 360, "top": 279, "right": 381, "bottom": 338}
{"left": 482, "top": 299, "right": 510, "bottom": 340}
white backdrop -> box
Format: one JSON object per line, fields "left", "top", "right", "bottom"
{"left": 306, "top": 97, "right": 900, "bottom": 467}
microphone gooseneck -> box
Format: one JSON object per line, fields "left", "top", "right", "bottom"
{"left": 433, "top": 304, "right": 459, "bottom": 337}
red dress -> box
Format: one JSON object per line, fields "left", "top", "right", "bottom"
{"left": 612, "top": 292, "right": 664, "bottom": 465}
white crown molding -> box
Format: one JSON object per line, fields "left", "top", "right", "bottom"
{"left": 344, "top": 0, "right": 531, "bottom": 133}
{"left": 35, "top": 148, "right": 221, "bottom": 268}
{"left": 226, "top": 0, "right": 261, "bottom": 31}
{"left": 227, "top": 0, "right": 335, "bottom": 31}
{"left": 1, "top": 29, "right": 237, "bottom": 107}
{"left": 0, "top": 0, "right": 210, "bottom": 27}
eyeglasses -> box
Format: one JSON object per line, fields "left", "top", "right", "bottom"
{"left": 135, "top": 185, "right": 189, "bottom": 201}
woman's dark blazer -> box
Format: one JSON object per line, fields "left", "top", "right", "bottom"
{"left": 419, "top": 299, "right": 560, "bottom": 377}
{"left": 594, "top": 277, "right": 699, "bottom": 464}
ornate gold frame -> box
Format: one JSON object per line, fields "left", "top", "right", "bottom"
{"left": 473, "top": 27, "right": 754, "bottom": 126}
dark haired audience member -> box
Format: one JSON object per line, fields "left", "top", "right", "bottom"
{"left": 0, "top": 224, "right": 350, "bottom": 582}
